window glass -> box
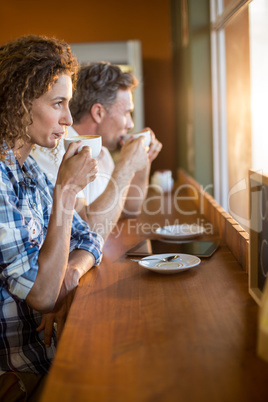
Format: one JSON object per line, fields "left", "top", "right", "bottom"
{"left": 225, "top": 6, "right": 251, "bottom": 228}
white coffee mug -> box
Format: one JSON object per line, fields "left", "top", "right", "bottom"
{"left": 123, "top": 130, "right": 151, "bottom": 147}
{"left": 64, "top": 135, "right": 102, "bottom": 158}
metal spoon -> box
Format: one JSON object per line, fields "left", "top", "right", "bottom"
{"left": 131, "top": 254, "right": 180, "bottom": 263}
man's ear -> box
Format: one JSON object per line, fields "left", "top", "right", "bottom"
{"left": 91, "top": 103, "right": 105, "bottom": 123}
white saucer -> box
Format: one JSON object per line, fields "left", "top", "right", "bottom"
{"left": 138, "top": 253, "right": 201, "bottom": 274}
{"left": 154, "top": 224, "right": 205, "bottom": 240}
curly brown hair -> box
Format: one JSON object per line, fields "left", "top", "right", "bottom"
{"left": 70, "top": 62, "right": 138, "bottom": 124}
{"left": 0, "top": 35, "right": 79, "bottom": 161}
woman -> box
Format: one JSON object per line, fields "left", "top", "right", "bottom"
{"left": 0, "top": 35, "right": 103, "bottom": 399}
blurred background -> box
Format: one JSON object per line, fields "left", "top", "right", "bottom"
{"left": 0, "top": 0, "right": 266, "bottom": 231}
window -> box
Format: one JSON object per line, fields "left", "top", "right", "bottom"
{"left": 249, "top": 0, "right": 268, "bottom": 173}
{"left": 210, "top": 0, "right": 253, "bottom": 230}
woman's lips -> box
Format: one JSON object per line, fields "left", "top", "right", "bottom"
{"left": 53, "top": 132, "right": 65, "bottom": 139}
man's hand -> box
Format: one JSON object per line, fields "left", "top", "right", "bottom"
{"left": 120, "top": 127, "right": 162, "bottom": 169}
{"left": 118, "top": 136, "right": 149, "bottom": 174}
{"left": 147, "top": 128, "right": 162, "bottom": 163}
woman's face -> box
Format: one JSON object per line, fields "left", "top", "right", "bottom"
{"left": 27, "top": 74, "right": 73, "bottom": 149}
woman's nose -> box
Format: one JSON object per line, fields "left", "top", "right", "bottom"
{"left": 61, "top": 107, "right": 73, "bottom": 127}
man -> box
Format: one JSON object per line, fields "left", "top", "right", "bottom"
{"left": 32, "top": 62, "right": 162, "bottom": 240}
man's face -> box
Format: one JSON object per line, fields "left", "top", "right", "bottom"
{"left": 98, "top": 89, "right": 134, "bottom": 150}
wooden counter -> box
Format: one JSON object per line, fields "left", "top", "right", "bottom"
{"left": 41, "top": 174, "right": 268, "bottom": 402}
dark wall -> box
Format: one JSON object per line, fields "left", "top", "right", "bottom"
{"left": 0, "top": 0, "right": 176, "bottom": 175}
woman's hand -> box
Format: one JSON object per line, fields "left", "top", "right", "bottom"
{"left": 56, "top": 141, "right": 98, "bottom": 195}
{"left": 36, "top": 288, "right": 76, "bottom": 347}
{"left": 36, "top": 249, "right": 96, "bottom": 346}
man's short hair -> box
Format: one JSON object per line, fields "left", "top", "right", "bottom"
{"left": 70, "top": 62, "right": 138, "bottom": 124}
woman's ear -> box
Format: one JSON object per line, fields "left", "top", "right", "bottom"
{"left": 91, "top": 103, "right": 105, "bottom": 124}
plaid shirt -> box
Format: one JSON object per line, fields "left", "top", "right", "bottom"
{"left": 0, "top": 151, "right": 103, "bottom": 374}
